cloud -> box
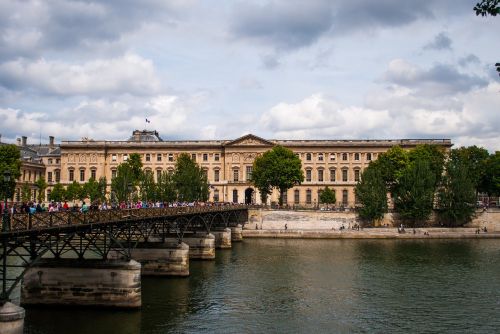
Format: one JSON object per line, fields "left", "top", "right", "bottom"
{"left": 0, "top": 54, "right": 161, "bottom": 97}
{"left": 423, "top": 32, "right": 452, "bottom": 50}
{"left": 383, "top": 59, "right": 488, "bottom": 96}
{"left": 458, "top": 54, "right": 481, "bottom": 67}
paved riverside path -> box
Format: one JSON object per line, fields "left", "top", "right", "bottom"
{"left": 242, "top": 227, "right": 500, "bottom": 239}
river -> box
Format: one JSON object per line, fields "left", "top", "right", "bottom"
{"left": 24, "top": 239, "right": 500, "bottom": 333}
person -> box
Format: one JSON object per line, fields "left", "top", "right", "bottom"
{"left": 63, "top": 201, "right": 69, "bottom": 211}
{"left": 285, "top": 223, "right": 288, "bottom": 230}
{"left": 81, "top": 201, "right": 89, "bottom": 213}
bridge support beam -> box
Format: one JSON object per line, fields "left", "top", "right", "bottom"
{"left": 21, "top": 259, "right": 141, "bottom": 308}
{"left": 0, "top": 302, "right": 25, "bottom": 334}
{"left": 182, "top": 233, "right": 215, "bottom": 260}
{"left": 231, "top": 224, "right": 243, "bottom": 242}
{"left": 130, "top": 242, "right": 189, "bottom": 276}
{"left": 213, "top": 228, "right": 232, "bottom": 249}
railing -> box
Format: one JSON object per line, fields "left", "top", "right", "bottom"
{"left": 5, "top": 205, "right": 248, "bottom": 232}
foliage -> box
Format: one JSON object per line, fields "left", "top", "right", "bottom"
{"left": 407, "top": 144, "right": 445, "bottom": 187}
{"left": 370, "top": 145, "right": 409, "bottom": 192}
{"left": 139, "top": 170, "right": 157, "bottom": 202}
{"left": 156, "top": 171, "right": 177, "bottom": 203}
{"left": 482, "top": 151, "right": 500, "bottom": 195}
{"left": 21, "top": 183, "right": 32, "bottom": 202}
{"left": 251, "top": 145, "right": 304, "bottom": 206}
{"left": 355, "top": 165, "right": 388, "bottom": 225}
{"left": 49, "top": 183, "right": 66, "bottom": 202}
{"left": 65, "top": 181, "right": 85, "bottom": 202}
{"left": 319, "top": 186, "right": 336, "bottom": 205}
{"left": 111, "top": 163, "right": 135, "bottom": 202}
{"left": 84, "top": 177, "right": 107, "bottom": 203}
{"left": 474, "top": 0, "right": 500, "bottom": 16}
{"left": 127, "top": 153, "right": 143, "bottom": 182}
{"left": 34, "top": 177, "right": 48, "bottom": 202}
{"left": 173, "top": 153, "right": 209, "bottom": 202}
{"left": 393, "top": 158, "right": 436, "bottom": 227}
{"left": 437, "top": 154, "right": 477, "bottom": 226}
{"left": 451, "top": 146, "right": 489, "bottom": 193}
{"left": 0, "top": 144, "right": 21, "bottom": 199}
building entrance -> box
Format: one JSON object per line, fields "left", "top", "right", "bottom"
{"left": 245, "top": 188, "right": 254, "bottom": 205}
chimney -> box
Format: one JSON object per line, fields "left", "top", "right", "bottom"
{"left": 49, "top": 136, "right": 55, "bottom": 147}
{"left": 16, "top": 138, "right": 21, "bottom": 146}
{"left": 22, "top": 136, "right": 27, "bottom": 146}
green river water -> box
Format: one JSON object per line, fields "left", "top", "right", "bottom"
{"left": 24, "top": 239, "right": 500, "bottom": 333}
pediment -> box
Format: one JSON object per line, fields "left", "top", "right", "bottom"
{"left": 224, "top": 134, "right": 274, "bottom": 147}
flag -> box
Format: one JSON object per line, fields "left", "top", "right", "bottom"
{"left": 145, "top": 118, "right": 150, "bottom": 123}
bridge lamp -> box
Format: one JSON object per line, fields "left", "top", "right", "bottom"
{"left": 3, "top": 170, "right": 11, "bottom": 232}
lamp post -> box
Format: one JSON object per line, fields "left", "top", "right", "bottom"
{"left": 3, "top": 170, "right": 11, "bottom": 232}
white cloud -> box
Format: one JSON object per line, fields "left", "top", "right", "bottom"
{"left": 0, "top": 54, "right": 161, "bottom": 96}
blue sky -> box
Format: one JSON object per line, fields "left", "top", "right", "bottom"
{"left": 0, "top": 0, "right": 499, "bottom": 151}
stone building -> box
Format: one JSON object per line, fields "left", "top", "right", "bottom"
{"left": 50, "top": 130, "right": 452, "bottom": 207}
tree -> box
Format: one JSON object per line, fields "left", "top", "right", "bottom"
{"left": 139, "top": 170, "right": 157, "bottom": 202}
{"left": 393, "top": 158, "right": 436, "bottom": 227}
{"left": 84, "top": 177, "right": 107, "bottom": 204}
{"left": 474, "top": 0, "right": 500, "bottom": 16}
{"left": 482, "top": 151, "right": 500, "bottom": 195}
{"left": 111, "top": 163, "right": 135, "bottom": 202}
{"left": 355, "top": 165, "right": 388, "bottom": 225}
{"left": 173, "top": 153, "right": 209, "bottom": 202}
{"left": 127, "top": 153, "right": 143, "bottom": 182}
{"left": 407, "top": 144, "right": 445, "bottom": 187}
{"left": 156, "top": 171, "right": 177, "bottom": 203}
{"left": 21, "top": 183, "right": 32, "bottom": 202}
{"left": 370, "top": 145, "right": 409, "bottom": 193}
{"left": 437, "top": 154, "right": 477, "bottom": 226}
{"left": 0, "top": 144, "right": 21, "bottom": 199}
{"left": 319, "top": 186, "right": 336, "bottom": 207}
{"left": 34, "top": 177, "right": 48, "bottom": 203}
{"left": 251, "top": 145, "right": 304, "bottom": 206}
{"left": 451, "top": 146, "right": 489, "bottom": 194}
{"left": 65, "top": 181, "right": 84, "bottom": 202}
{"left": 49, "top": 183, "right": 66, "bottom": 202}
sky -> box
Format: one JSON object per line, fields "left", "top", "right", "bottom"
{"left": 0, "top": 0, "right": 499, "bottom": 151}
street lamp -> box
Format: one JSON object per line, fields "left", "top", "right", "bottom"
{"left": 3, "top": 170, "right": 11, "bottom": 232}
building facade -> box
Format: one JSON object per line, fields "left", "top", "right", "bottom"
{"left": 6, "top": 130, "right": 452, "bottom": 207}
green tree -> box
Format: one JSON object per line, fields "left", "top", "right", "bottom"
{"left": 139, "top": 170, "right": 157, "bottom": 202}
{"left": 84, "top": 177, "right": 107, "bottom": 203}
{"left": 408, "top": 144, "right": 445, "bottom": 187}
{"left": 111, "top": 163, "right": 135, "bottom": 202}
{"left": 251, "top": 145, "right": 304, "bottom": 206}
{"left": 393, "top": 158, "right": 437, "bottom": 227}
{"left": 355, "top": 165, "right": 388, "bottom": 225}
{"left": 127, "top": 153, "right": 143, "bottom": 182}
{"left": 173, "top": 153, "right": 209, "bottom": 202}
{"left": 65, "top": 181, "right": 84, "bottom": 202}
{"left": 319, "top": 186, "right": 336, "bottom": 207}
{"left": 474, "top": 0, "right": 500, "bottom": 16}
{"left": 49, "top": 183, "right": 66, "bottom": 202}
{"left": 21, "top": 183, "right": 32, "bottom": 202}
{"left": 437, "top": 154, "right": 477, "bottom": 226}
{"left": 482, "top": 151, "right": 500, "bottom": 195}
{"left": 370, "top": 145, "right": 409, "bottom": 193}
{"left": 156, "top": 171, "right": 177, "bottom": 203}
{"left": 34, "top": 177, "right": 48, "bottom": 203}
{"left": 451, "top": 146, "right": 489, "bottom": 194}
{"left": 0, "top": 144, "right": 22, "bottom": 199}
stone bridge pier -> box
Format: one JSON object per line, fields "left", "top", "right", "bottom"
{"left": 129, "top": 242, "right": 189, "bottom": 276}
{"left": 231, "top": 224, "right": 243, "bottom": 242}
{"left": 182, "top": 233, "right": 216, "bottom": 260}
{"left": 212, "top": 228, "right": 232, "bottom": 249}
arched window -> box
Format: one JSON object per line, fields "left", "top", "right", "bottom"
{"left": 318, "top": 169, "right": 324, "bottom": 182}
{"left": 306, "top": 189, "right": 312, "bottom": 204}
{"left": 214, "top": 169, "right": 220, "bottom": 182}
{"left": 342, "top": 153, "right": 348, "bottom": 161}
{"left": 54, "top": 169, "right": 60, "bottom": 183}
{"left": 306, "top": 169, "right": 312, "bottom": 182}
{"left": 90, "top": 168, "right": 97, "bottom": 180}
{"left": 342, "top": 190, "right": 348, "bottom": 205}
{"left": 330, "top": 168, "right": 336, "bottom": 182}
{"left": 342, "top": 168, "right": 348, "bottom": 182}
{"left": 354, "top": 169, "right": 360, "bottom": 182}
{"left": 232, "top": 189, "right": 238, "bottom": 203}
{"left": 294, "top": 189, "right": 300, "bottom": 204}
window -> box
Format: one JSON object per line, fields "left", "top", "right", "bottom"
{"left": 47, "top": 190, "right": 51, "bottom": 200}
{"left": 330, "top": 168, "right": 336, "bottom": 182}
{"left": 342, "top": 169, "right": 348, "bottom": 182}
{"left": 123, "top": 154, "right": 128, "bottom": 161}
{"left": 69, "top": 169, "right": 74, "bottom": 182}
{"left": 214, "top": 189, "right": 220, "bottom": 202}
{"left": 366, "top": 153, "right": 372, "bottom": 161}
{"left": 306, "top": 153, "right": 312, "bottom": 161}
{"left": 112, "top": 154, "right": 117, "bottom": 162}
{"left": 283, "top": 191, "right": 288, "bottom": 204}
{"left": 203, "top": 153, "right": 208, "bottom": 161}
{"left": 306, "top": 189, "right": 312, "bottom": 204}
{"left": 318, "top": 153, "right": 324, "bottom": 161}
{"left": 342, "top": 190, "right": 348, "bottom": 205}
{"left": 354, "top": 169, "right": 360, "bottom": 182}
{"left": 91, "top": 169, "right": 96, "bottom": 180}
{"left": 145, "top": 154, "right": 151, "bottom": 162}
{"left": 342, "top": 153, "right": 348, "bottom": 161}
{"left": 168, "top": 154, "right": 174, "bottom": 162}
{"left": 294, "top": 189, "right": 300, "bottom": 204}
{"left": 246, "top": 166, "right": 253, "bottom": 181}
{"left": 202, "top": 168, "right": 208, "bottom": 178}
{"left": 56, "top": 159, "right": 60, "bottom": 164}
{"left": 214, "top": 153, "right": 220, "bottom": 161}
{"left": 48, "top": 158, "right": 53, "bottom": 164}
{"left": 306, "top": 169, "right": 312, "bottom": 182}
{"left": 330, "top": 153, "right": 336, "bottom": 161}
{"left": 214, "top": 169, "right": 220, "bottom": 182}
{"left": 191, "top": 153, "right": 196, "bottom": 161}
{"left": 354, "top": 153, "right": 360, "bottom": 161}
{"left": 111, "top": 169, "right": 117, "bottom": 179}
{"left": 157, "top": 154, "right": 162, "bottom": 162}
{"left": 80, "top": 169, "right": 85, "bottom": 182}
{"left": 47, "top": 172, "right": 52, "bottom": 183}
{"left": 55, "top": 170, "right": 60, "bottom": 183}
{"left": 318, "top": 169, "right": 324, "bottom": 182}
{"left": 233, "top": 169, "right": 239, "bottom": 182}
{"left": 232, "top": 189, "right": 238, "bottom": 203}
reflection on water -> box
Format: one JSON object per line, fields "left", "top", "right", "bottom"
{"left": 25, "top": 239, "right": 500, "bottom": 333}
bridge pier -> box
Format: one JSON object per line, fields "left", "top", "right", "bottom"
{"left": 130, "top": 242, "right": 189, "bottom": 276}
{"left": 182, "top": 233, "right": 215, "bottom": 260}
{"left": 0, "top": 302, "right": 25, "bottom": 334}
{"left": 231, "top": 224, "right": 243, "bottom": 242}
{"left": 21, "top": 259, "right": 141, "bottom": 308}
{"left": 213, "top": 228, "right": 232, "bottom": 249}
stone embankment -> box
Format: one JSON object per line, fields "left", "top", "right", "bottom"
{"left": 244, "top": 208, "right": 500, "bottom": 239}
